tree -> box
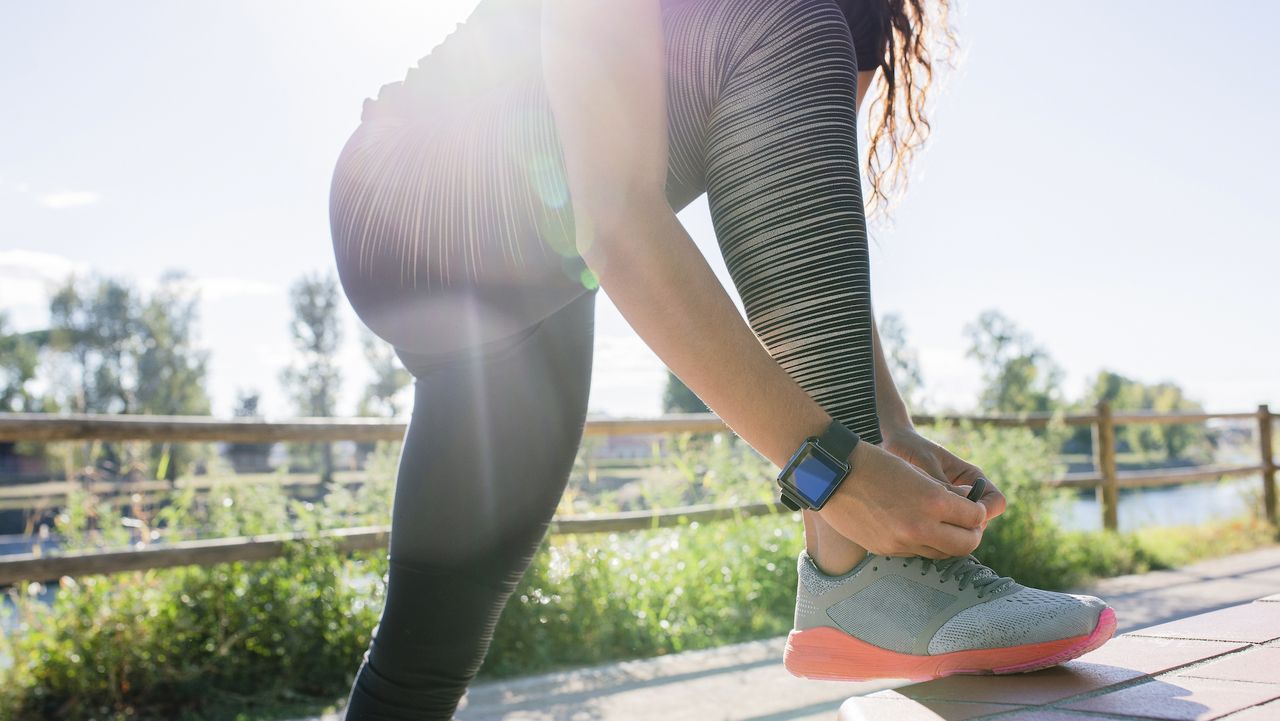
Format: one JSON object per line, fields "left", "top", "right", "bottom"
{"left": 225, "top": 388, "right": 275, "bottom": 473}
{"left": 356, "top": 326, "right": 411, "bottom": 419}
{"left": 354, "top": 326, "right": 412, "bottom": 469}
{"left": 48, "top": 275, "right": 141, "bottom": 415}
{"left": 0, "top": 311, "right": 55, "bottom": 482}
{"left": 662, "top": 370, "right": 708, "bottom": 414}
{"left": 135, "top": 270, "right": 213, "bottom": 482}
{"left": 278, "top": 271, "right": 343, "bottom": 488}
{"left": 964, "top": 309, "right": 1063, "bottom": 415}
{"left": 0, "top": 310, "right": 44, "bottom": 413}
{"left": 1079, "top": 370, "right": 1210, "bottom": 462}
{"left": 45, "top": 272, "right": 212, "bottom": 481}
{"left": 876, "top": 313, "right": 924, "bottom": 413}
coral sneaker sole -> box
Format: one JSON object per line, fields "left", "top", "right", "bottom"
{"left": 784, "top": 606, "right": 1117, "bottom": 682}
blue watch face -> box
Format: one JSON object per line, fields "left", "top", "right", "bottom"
{"left": 792, "top": 445, "right": 848, "bottom": 506}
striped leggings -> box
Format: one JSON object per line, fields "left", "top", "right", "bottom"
{"left": 332, "top": 0, "right": 880, "bottom": 717}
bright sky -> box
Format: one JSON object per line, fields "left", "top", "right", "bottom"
{"left": 2, "top": 1, "right": 1276, "bottom": 420}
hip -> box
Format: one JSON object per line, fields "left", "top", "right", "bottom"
{"left": 328, "top": 113, "right": 594, "bottom": 356}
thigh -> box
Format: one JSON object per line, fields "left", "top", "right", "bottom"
{"left": 385, "top": 288, "right": 598, "bottom": 569}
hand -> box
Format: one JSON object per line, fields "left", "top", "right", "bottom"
{"left": 881, "top": 425, "right": 1008, "bottom": 526}
{"left": 816, "top": 441, "right": 987, "bottom": 559}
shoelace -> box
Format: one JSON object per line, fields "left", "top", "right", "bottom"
{"left": 894, "top": 554, "right": 1015, "bottom": 598}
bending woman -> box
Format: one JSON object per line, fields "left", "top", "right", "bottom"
{"left": 329, "top": 0, "right": 1115, "bottom": 717}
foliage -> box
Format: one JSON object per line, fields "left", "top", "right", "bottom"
{"left": 482, "top": 514, "right": 802, "bottom": 677}
{"left": 650, "top": 432, "right": 775, "bottom": 509}
{"left": 963, "top": 309, "right": 1064, "bottom": 415}
{"left": 0, "top": 310, "right": 44, "bottom": 414}
{"left": 223, "top": 390, "right": 275, "bottom": 473}
{"left": 662, "top": 369, "right": 709, "bottom": 414}
{"left": 1, "top": 423, "right": 1275, "bottom": 719}
{"left": 1070, "top": 369, "right": 1213, "bottom": 463}
{"left": 921, "top": 421, "right": 1078, "bottom": 587}
{"left": 355, "top": 326, "right": 411, "bottom": 419}
{"left": 278, "top": 272, "right": 344, "bottom": 485}
{"left": 353, "top": 326, "right": 413, "bottom": 469}
{"left": 877, "top": 312, "right": 925, "bottom": 413}
{"left": 38, "top": 271, "right": 214, "bottom": 482}
{"left": 921, "top": 421, "right": 1276, "bottom": 588}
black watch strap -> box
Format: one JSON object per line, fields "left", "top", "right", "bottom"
{"left": 817, "top": 419, "right": 860, "bottom": 461}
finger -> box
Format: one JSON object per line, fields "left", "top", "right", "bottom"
{"left": 919, "top": 455, "right": 948, "bottom": 484}
{"left": 977, "top": 479, "right": 1008, "bottom": 520}
{"left": 938, "top": 489, "right": 987, "bottom": 529}
{"left": 915, "top": 544, "right": 950, "bottom": 560}
{"left": 921, "top": 521, "right": 981, "bottom": 558}
{"left": 949, "top": 463, "right": 986, "bottom": 486}
{"left": 978, "top": 494, "right": 1005, "bottom": 520}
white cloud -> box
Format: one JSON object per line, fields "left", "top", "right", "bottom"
{"left": 0, "top": 249, "right": 89, "bottom": 311}
{"left": 189, "top": 276, "right": 281, "bottom": 302}
{"left": 38, "top": 190, "right": 100, "bottom": 209}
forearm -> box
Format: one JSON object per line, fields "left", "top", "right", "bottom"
{"left": 870, "top": 314, "right": 913, "bottom": 433}
{"left": 584, "top": 195, "right": 832, "bottom": 469}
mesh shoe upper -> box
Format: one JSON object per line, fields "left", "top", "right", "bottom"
{"left": 927, "top": 586, "right": 1108, "bottom": 654}
{"left": 795, "top": 549, "right": 1108, "bottom": 656}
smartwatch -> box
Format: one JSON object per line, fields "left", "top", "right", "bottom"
{"left": 775, "top": 419, "right": 861, "bottom": 511}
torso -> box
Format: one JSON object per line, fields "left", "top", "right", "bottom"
{"left": 330, "top": 0, "right": 863, "bottom": 354}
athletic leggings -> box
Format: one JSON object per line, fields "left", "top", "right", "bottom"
{"left": 331, "top": 0, "right": 881, "bottom": 718}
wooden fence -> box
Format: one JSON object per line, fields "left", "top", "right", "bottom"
{"left": 0, "top": 401, "right": 1274, "bottom": 585}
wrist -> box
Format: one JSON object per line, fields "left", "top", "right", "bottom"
{"left": 815, "top": 440, "right": 876, "bottom": 519}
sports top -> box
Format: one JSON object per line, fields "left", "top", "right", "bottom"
{"left": 361, "top": 0, "right": 888, "bottom": 123}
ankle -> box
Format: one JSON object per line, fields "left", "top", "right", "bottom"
{"left": 807, "top": 533, "right": 868, "bottom": 576}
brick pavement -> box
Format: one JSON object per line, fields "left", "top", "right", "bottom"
{"left": 839, "top": 594, "right": 1280, "bottom": 720}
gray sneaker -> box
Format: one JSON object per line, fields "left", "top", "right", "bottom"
{"left": 784, "top": 549, "right": 1116, "bottom": 681}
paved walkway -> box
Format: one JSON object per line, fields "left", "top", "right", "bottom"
{"left": 846, "top": 594, "right": 1280, "bottom": 719}
{"left": 301, "top": 545, "right": 1280, "bottom": 721}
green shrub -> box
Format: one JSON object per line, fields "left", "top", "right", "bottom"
{"left": 920, "top": 421, "right": 1068, "bottom": 587}
{"left": 484, "top": 511, "right": 803, "bottom": 677}
{"left": 1, "top": 429, "right": 1274, "bottom": 720}
{"left": 0, "top": 539, "right": 384, "bottom": 721}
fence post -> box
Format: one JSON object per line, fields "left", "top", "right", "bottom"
{"left": 1260, "top": 404, "right": 1277, "bottom": 524}
{"left": 1093, "top": 400, "right": 1119, "bottom": 531}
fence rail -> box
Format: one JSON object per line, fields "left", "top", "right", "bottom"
{"left": 0, "top": 402, "right": 1275, "bottom": 584}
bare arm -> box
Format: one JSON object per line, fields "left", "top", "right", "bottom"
{"left": 540, "top": 0, "right": 828, "bottom": 468}
{"left": 541, "top": 0, "right": 984, "bottom": 557}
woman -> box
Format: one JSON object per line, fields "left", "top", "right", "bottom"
{"left": 329, "top": 0, "right": 1115, "bottom": 717}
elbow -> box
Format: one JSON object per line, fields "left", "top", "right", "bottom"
{"left": 572, "top": 186, "right": 671, "bottom": 275}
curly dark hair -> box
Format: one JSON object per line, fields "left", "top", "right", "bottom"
{"left": 839, "top": 0, "right": 961, "bottom": 222}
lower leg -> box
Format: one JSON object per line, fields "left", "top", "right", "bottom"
{"left": 804, "top": 510, "right": 867, "bottom": 576}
